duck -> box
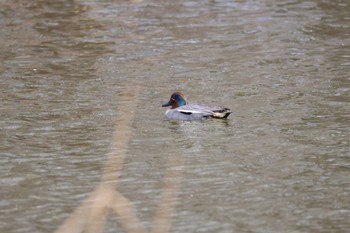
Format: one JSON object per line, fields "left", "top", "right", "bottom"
{"left": 162, "top": 92, "right": 231, "bottom": 121}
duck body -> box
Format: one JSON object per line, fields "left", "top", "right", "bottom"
{"left": 162, "top": 92, "right": 231, "bottom": 121}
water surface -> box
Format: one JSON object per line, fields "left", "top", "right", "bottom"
{"left": 1, "top": 0, "right": 349, "bottom": 232}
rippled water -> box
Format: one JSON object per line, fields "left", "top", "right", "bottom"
{"left": 1, "top": 0, "right": 349, "bottom": 232}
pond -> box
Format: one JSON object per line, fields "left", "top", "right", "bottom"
{"left": 1, "top": 0, "right": 349, "bottom": 232}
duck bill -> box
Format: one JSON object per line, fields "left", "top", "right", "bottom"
{"left": 162, "top": 102, "right": 171, "bottom": 107}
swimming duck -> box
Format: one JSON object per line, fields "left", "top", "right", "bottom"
{"left": 162, "top": 92, "right": 231, "bottom": 121}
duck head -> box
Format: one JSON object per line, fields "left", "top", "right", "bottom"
{"left": 162, "top": 92, "right": 188, "bottom": 109}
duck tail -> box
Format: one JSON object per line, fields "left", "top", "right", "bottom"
{"left": 212, "top": 108, "right": 231, "bottom": 119}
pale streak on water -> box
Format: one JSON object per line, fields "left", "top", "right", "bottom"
{"left": 0, "top": 0, "right": 349, "bottom": 233}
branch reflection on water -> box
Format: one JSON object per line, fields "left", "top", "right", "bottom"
{"left": 55, "top": 86, "right": 183, "bottom": 233}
